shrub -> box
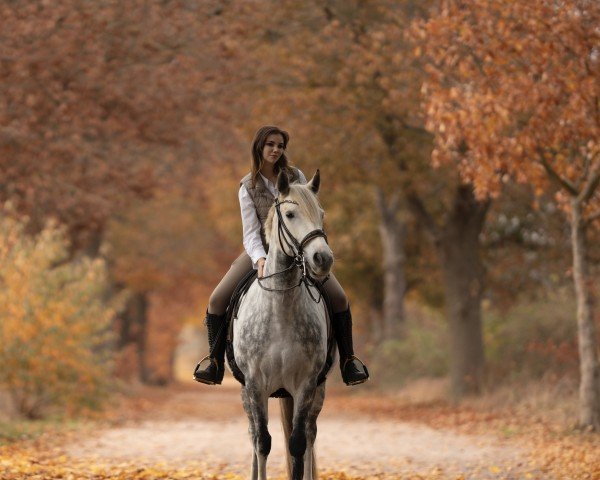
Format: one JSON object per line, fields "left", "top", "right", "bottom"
{"left": 369, "top": 304, "right": 450, "bottom": 386}
{"left": 368, "top": 293, "right": 579, "bottom": 389}
{"left": 483, "top": 291, "right": 579, "bottom": 381}
{"left": 0, "top": 211, "right": 117, "bottom": 418}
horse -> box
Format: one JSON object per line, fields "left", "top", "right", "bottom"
{"left": 232, "top": 169, "right": 334, "bottom": 480}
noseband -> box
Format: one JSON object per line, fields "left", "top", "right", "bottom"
{"left": 257, "top": 199, "right": 329, "bottom": 303}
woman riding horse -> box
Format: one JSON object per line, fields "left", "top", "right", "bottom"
{"left": 193, "top": 125, "right": 369, "bottom": 387}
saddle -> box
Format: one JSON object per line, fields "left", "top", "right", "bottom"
{"left": 225, "top": 270, "right": 336, "bottom": 398}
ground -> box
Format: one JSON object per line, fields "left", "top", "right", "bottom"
{"left": 0, "top": 377, "right": 598, "bottom": 479}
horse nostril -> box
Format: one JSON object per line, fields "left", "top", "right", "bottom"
{"left": 313, "top": 252, "right": 323, "bottom": 266}
{"left": 313, "top": 252, "right": 333, "bottom": 271}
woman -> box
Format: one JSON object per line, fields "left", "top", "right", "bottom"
{"left": 193, "top": 125, "right": 369, "bottom": 386}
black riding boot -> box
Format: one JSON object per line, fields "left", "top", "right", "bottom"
{"left": 193, "top": 312, "right": 227, "bottom": 385}
{"left": 331, "top": 307, "right": 370, "bottom": 385}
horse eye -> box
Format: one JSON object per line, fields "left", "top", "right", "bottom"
{"left": 286, "top": 212, "right": 295, "bottom": 219}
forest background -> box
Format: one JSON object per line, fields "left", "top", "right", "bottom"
{"left": 0, "top": 0, "right": 599, "bottom": 472}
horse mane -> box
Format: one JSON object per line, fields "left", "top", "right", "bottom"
{"left": 264, "top": 184, "right": 323, "bottom": 246}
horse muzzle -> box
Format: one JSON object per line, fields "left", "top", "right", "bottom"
{"left": 308, "top": 250, "right": 334, "bottom": 278}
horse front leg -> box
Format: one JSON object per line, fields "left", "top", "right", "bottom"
{"left": 241, "top": 388, "right": 259, "bottom": 480}
{"left": 242, "top": 383, "right": 271, "bottom": 480}
{"left": 289, "top": 382, "right": 319, "bottom": 480}
{"left": 303, "top": 383, "right": 325, "bottom": 480}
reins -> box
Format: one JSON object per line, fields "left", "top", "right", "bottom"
{"left": 257, "top": 199, "right": 329, "bottom": 303}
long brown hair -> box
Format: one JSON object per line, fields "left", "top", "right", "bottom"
{"left": 250, "top": 125, "right": 291, "bottom": 188}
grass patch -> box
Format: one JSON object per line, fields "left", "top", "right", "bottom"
{"left": 0, "top": 417, "right": 85, "bottom": 446}
{"left": 0, "top": 419, "right": 51, "bottom": 445}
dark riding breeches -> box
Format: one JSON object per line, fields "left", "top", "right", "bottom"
{"left": 207, "top": 252, "right": 349, "bottom": 315}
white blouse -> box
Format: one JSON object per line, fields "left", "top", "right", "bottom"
{"left": 239, "top": 170, "right": 307, "bottom": 268}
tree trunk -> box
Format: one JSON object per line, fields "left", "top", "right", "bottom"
{"left": 406, "top": 183, "right": 489, "bottom": 399}
{"left": 368, "top": 302, "right": 384, "bottom": 343}
{"left": 375, "top": 188, "right": 407, "bottom": 337}
{"left": 570, "top": 199, "right": 600, "bottom": 430}
{"left": 439, "top": 185, "right": 488, "bottom": 400}
{"left": 117, "top": 291, "right": 151, "bottom": 383}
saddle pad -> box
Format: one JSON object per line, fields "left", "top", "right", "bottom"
{"left": 225, "top": 272, "right": 336, "bottom": 398}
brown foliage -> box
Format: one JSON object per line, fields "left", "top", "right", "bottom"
{"left": 414, "top": 0, "right": 600, "bottom": 427}
{"left": 0, "top": 0, "right": 248, "bottom": 248}
{"left": 413, "top": 0, "right": 600, "bottom": 213}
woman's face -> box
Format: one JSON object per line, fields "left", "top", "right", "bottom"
{"left": 261, "top": 133, "right": 285, "bottom": 165}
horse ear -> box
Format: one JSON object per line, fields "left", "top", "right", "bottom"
{"left": 307, "top": 169, "right": 320, "bottom": 194}
{"left": 277, "top": 170, "right": 290, "bottom": 196}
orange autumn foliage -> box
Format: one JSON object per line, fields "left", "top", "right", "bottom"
{"left": 413, "top": 0, "right": 599, "bottom": 212}
{"left": 0, "top": 208, "right": 120, "bottom": 418}
{"left": 413, "top": 0, "right": 600, "bottom": 428}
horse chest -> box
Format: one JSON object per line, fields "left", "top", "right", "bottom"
{"left": 237, "top": 311, "right": 322, "bottom": 349}
{"left": 234, "top": 294, "right": 327, "bottom": 373}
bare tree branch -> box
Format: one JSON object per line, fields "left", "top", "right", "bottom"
{"left": 538, "top": 149, "right": 578, "bottom": 196}
{"left": 405, "top": 190, "right": 441, "bottom": 241}
{"left": 374, "top": 186, "right": 400, "bottom": 220}
{"left": 579, "top": 159, "right": 600, "bottom": 204}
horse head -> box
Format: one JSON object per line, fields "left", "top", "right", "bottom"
{"left": 265, "top": 169, "right": 334, "bottom": 280}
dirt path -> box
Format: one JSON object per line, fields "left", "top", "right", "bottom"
{"left": 64, "top": 381, "right": 531, "bottom": 479}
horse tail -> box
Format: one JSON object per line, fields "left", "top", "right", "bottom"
{"left": 279, "top": 397, "right": 317, "bottom": 479}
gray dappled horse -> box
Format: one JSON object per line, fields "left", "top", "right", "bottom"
{"left": 233, "top": 169, "right": 333, "bottom": 480}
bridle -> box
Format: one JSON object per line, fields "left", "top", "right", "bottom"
{"left": 257, "top": 199, "right": 329, "bottom": 303}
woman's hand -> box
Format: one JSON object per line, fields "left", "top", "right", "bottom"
{"left": 257, "top": 258, "right": 266, "bottom": 278}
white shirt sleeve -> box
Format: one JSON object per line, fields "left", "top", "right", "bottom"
{"left": 239, "top": 185, "right": 268, "bottom": 269}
